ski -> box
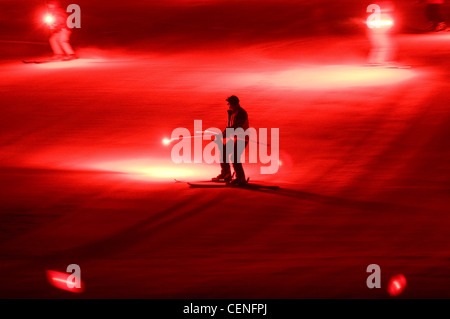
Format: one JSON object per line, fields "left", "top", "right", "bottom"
{"left": 22, "top": 60, "right": 55, "bottom": 64}
{"left": 175, "top": 179, "right": 228, "bottom": 184}
{"left": 187, "top": 181, "right": 279, "bottom": 190}
{"left": 22, "top": 58, "right": 75, "bottom": 64}
{"left": 364, "top": 63, "right": 412, "bottom": 69}
{"left": 386, "top": 64, "right": 411, "bottom": 69}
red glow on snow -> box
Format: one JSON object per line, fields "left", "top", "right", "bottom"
{"left": 130, "top": 165, "right": 198, "bottom": 180}
{"left": 46, "top": 270, "right": 84, "bottom": 293}
{"left": 31, "top": 58, "right": 108, "bottom": 69}
{"left": 230, "top": 65, "right": 417, "bottom": 90}
{"left": 89, "top": 158, "right": 216, "bottom": 181}
{"left": 387, "top": 274, "right": 407, "bottom": 296}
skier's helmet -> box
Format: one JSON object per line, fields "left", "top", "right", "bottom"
{"left": 47, "top": 0, "right": 60, "bottom": 7}
{"left": 226, "top": 95, "right": 240, "bottom": 105}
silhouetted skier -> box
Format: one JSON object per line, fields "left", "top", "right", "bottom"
{"left": 366, "top": 1, "right": 397, "bottom": 67}
{"left": 422, "top": 0, "right": 448, "bottom": 32}
{"left": 212, "top": 96, "right": 249, "bottom": 186}
{"left": 46, "top": 0, "right": 77, "bottom": 61}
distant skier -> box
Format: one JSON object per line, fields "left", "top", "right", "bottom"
{"left": 46, "top": 0, "right": 77, "bottom": 61}
{"left": 366, "top": 1, "right": 397, "bottom": 67}
{"left": 422, "top": 0, "right": 448, "bottom": 31}
{"left": 212, "top": 95, "right": 249, "bottom": 186}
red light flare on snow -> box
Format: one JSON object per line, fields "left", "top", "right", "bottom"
{"left": 88, "top": 158, "right": 217, "bottom": 181}
{"left": 25, "top": 58, "right": 112, "bottom": 69}
{"left": 387, "top": 274, "right": 407, "bottom": 296}
{"left": 46, "top": 270, "right": 85, "bottom": 293}
{"left": 228, "top": 65, "right": 418, "bottom": 90}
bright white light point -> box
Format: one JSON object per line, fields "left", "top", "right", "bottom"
{"left": 367, "top": 20, "right": 393, "bottom": 28}
{"left": 44, "top": 15, "right": 54, "bottom": 24}
{"left": 162, "top": 138, "right": 171, "bottom": 145}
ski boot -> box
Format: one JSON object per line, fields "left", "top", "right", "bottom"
{"left": 50, "top": 54, "right": 65, "bottom": 62}
{"left": 211, "top": 171, "right": 232, "bottom": 183}
{"left": 436, "top": 22, "right": 448, "bottom": 32}
{"left": 229, "top": 176, "right": 248, "bottom": 187}
{"left": 63, "top": 54, "right": 79, "bottom": 61}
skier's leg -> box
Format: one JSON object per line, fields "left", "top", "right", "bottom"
{"left": 367, "top": 29, "right": 382, "bottom": 65}
{"left": 212, "top": 139, "right": 231, "bottom": 181}
{"left": 427, "top": 4, "right": 439, "bottom": 31}
{"left": 435, "top": 4, "right": 447, "bottom": 31}
{"left": 231, "top": 140, "right": 248, "bottom": 184}
{"left": 379, "top": 32, "right": 395, "bottom": 65}
{"left": 49, "top": 31, "right": 64, "bottom": 59}
{"left": 60, "top": 28, "right": 76, "bottom": 56}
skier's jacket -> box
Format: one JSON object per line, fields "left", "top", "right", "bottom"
{"left": 49, "top": 7, "right": 68, "bottom": 32}
{"left": 223, "top": 106, "right": 249, "bottom": 142}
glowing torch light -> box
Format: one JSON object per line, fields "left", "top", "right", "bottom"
{"left": 46, "top": 270, "right": 85, "bottom": 293}
{"left": 162, "top": 135, "right": 203, "bottom": 146}
{"left": 366, "top": 4, "right": 394, "bottom": 29}
{"left": 44, "top": 14, "right": 54, "bottom": 25}
{"left": 387, "top": 274, "right": 407, "bottom": 296}
{"left": 367, "top": 19, "right": 394, "bottom": 29}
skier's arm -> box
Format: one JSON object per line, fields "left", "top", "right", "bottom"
{"left": 231, "top": 111, "right": 249, "bottom": 130}
{"left": 50, "top": 9, "right": 67, "bottom": 30}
